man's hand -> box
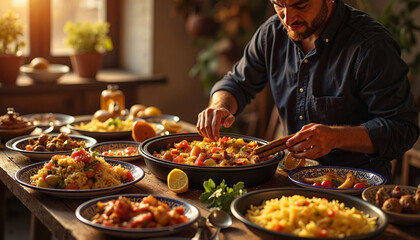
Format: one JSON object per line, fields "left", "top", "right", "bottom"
{"left": 285, "top": 123, "right": 376, "bottom": 160}
{"left": 196, "top": 91, "right": 238, "bottom": 141}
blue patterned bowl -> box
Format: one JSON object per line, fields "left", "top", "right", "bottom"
{"left": 75, "top": 194, "right": 200, "bottom": 238}
{"left": 15, "top": 160, "right": 144, "bottom": 198}
{"left": 89, "top": 141, "right": 142, "bottom": 162}
{"left": 288, "top": 166, "right": 386, "bottom": 195}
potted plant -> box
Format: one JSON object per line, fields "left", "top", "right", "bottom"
{"left": 64, "top": 21, "right": 113, "bottom": 78}
{"left": 0, "top": 10, "right": 26, "bottom": 85}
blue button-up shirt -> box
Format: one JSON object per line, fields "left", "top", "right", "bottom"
{"left": 211, "top": 0, "right": 419, "bottom": 181}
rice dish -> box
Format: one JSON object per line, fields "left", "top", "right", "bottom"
{"left": 30, "top": 148, "right": 134, "bottom": 189}
{"left": 245, "top": 195, "right": 377, "bottom": 238}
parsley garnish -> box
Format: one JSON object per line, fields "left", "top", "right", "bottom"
{"left": 199, "top": 179, "right": 246, "bottom": 213}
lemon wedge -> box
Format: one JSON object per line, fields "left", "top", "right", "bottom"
{"left": 162, "top": 119, "right": 183, "bottom": 133}
{"left": 284, "top": 152, "right": 306, "bottom": 171}
{"left": 167, "top": 168, "right": 189, "bottom": 193}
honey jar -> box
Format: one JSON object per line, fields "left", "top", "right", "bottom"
{"left": 100, "top": 84, "right": 125, "bottom": 117}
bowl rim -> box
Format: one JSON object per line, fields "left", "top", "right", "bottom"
{"left": 139, "top": 132, "right": 283, "bottom": 170}
{"left": 231, "top": 187, "right": 389, "bottom": 240}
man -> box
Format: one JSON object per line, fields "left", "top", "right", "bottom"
{"left": 196, "top": 0, "right": 419, "bottom": 182}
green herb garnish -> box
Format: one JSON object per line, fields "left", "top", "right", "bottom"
{"left": 108, "top": 118, "right": 121, "bottom": 127}
{"left": 199, "top": 179, "right": 246, "bottom": 213}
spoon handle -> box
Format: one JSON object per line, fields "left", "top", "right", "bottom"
{"left": 193, "top": 217, "right": 208, "bottom": 240}
{"left": 210, "top": 227, "right": 221, "bottom": 240}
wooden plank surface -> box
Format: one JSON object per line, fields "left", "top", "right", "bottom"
{"left": 1, "top": 127, "right": 419, "bottom": 240}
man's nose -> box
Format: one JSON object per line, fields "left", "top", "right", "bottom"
{"left": 281, "top": 7, "right": 297, "bottom": 26}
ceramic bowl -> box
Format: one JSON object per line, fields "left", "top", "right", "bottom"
{"left": 139, "top": 132, "right": 284, "bottom": 188}
{"left": 20, "top": 64, "right": 70, "bottom": 83}
{"left": 76, "top": 194, "right": 200, "bottom": 238}
{"left": 15, "top": 160, "right": 144, "bottom": 198}
{"left": 5, "top": 133, "right": 97, "bottom": 161}
{"left": 288, "top": 166, "right": 386, "bottom": 195}
{"left": 362, "top": 184, "right": 420, "bottom": 225}
{"left": 231, "top": 188, "right": 388, "bottom": 240}
{"left": 89, "top": 141, "right": 142, "bottom": 162}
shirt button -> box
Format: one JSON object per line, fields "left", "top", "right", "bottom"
{"left": 299, "top": 115, "right": 303, "bottom": 120}
{"left": 299, "top": 88, "right": 304, "bottom": 93}
{"left": 304, "top": 59, "right": 308, "bottom": 63}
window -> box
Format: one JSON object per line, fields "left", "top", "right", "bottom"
{"left": 0, "top": 0, "right": 120, "bottom": 67}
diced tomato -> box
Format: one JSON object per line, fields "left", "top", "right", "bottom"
{"left": 353, "top": 183, "right": 367, "bottom": 189}
{"left": 295, "top": 199, "right": 310, "bottom": 207}
{"left": 94, "top": 162, "right": 101, "bottom": 169}
{"left": 174, "top": 206, "right": 185, "bottom": 215}
{"left": 211, "top": 147, "right": 222, "bottom": 154}
{"left": 273, "top": 224, "right": 284, "bottom": 232}
{"left": 129, "top": 212, "right": 153, "bottom": 228}
{"left": 220, "top": 136, "right": 229, "bottom": 143}
{"left": 194, "top": 158, "right": 205, "bottom": 166}
{"left": 321, "top": 179, "right": 333, "bottom": 188}
{"left": 317, "top": 229, "right": 329, "bottom": 238}
{"left": 44, "top": 161, "right": 53, "bottom": 170}
{"left": 126, "top": 171, "right": 134, "bottom": 181}
{"left": 65, "top": 183, "right": 79, "bottom": 189}
{"left": 175, "top": 140, "right": 191, "bottom": 151}
{"left": 328, "top": 210, "right": 335, "bottom": 218}
{"left": 25, "top": 145, "right": 34, "bottom": 151}
{"left": 86, "top": 170, "right": 96, "bottom": 178}
{"left": 171, "top": 149, "right": 178, "bottom": 154}
{"left": 173, "top": 155, "right": 185, "bottom": 163}
{"left": 71, "top": 149, "right": 91, "bottom": 163}
{"left": 124, "top": 147, "right": 136, "bottom": 155}
{"left": 313, "top": 182, "right": 321, "bottom": 187}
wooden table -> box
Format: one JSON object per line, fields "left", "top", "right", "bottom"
{"left": 0, "top": 122, "right": 419, "bottom": 240}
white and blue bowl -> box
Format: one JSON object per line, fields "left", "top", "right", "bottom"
{"left": 15, "top": 160, "right": 145, "bottom": 198}
{"left": 288, "top": 165, "right": 386, "bottom": 195}
{"left": 75, "top": 194, "right": 200, "bottom": 238}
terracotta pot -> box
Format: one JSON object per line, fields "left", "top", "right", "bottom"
{"left": 0, "top": 55, "right": 24, "bottom": 85}
{"left": 70, "top": 52, "right": 103, "bottom": 78}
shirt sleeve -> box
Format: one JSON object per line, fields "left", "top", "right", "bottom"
{"left": 357, "top": 36, "right": 419, "bottom": 159}
{"left": 210, "top": 22, "right": 270, "bottom": 116}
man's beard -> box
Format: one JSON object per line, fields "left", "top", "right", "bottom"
{"left": 286, "top": 0, "right": 328, "bottom": 41}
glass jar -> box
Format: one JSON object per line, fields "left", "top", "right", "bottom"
{"left": 100, "top": 84, "right": 125, "bottom": 117}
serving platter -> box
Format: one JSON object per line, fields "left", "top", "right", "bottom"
{"left": 5, "top": 134, "right": 97, "bottom": 161}
{"left": 68, "top": 119, "right": 164, "bottom": 140}
{"left": 288, "top": 166, "right": 386, "bottom": 195}
{"left": 22, "top": 113, "right": 75, "bottom": 130}
{"left": 231, "top": 188, "right": 388, "bottom": 240}
{"left": 15, "top": 160, "right": 144, "bottom": 198}
{"left": 89, "top": 141, "right": 142, "bottom": 162}
{"left": 75, "top": 194, "right": 200, "bottom": 238}
{"left": 362, "top": 184, "right": 420, "bottom": 225}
